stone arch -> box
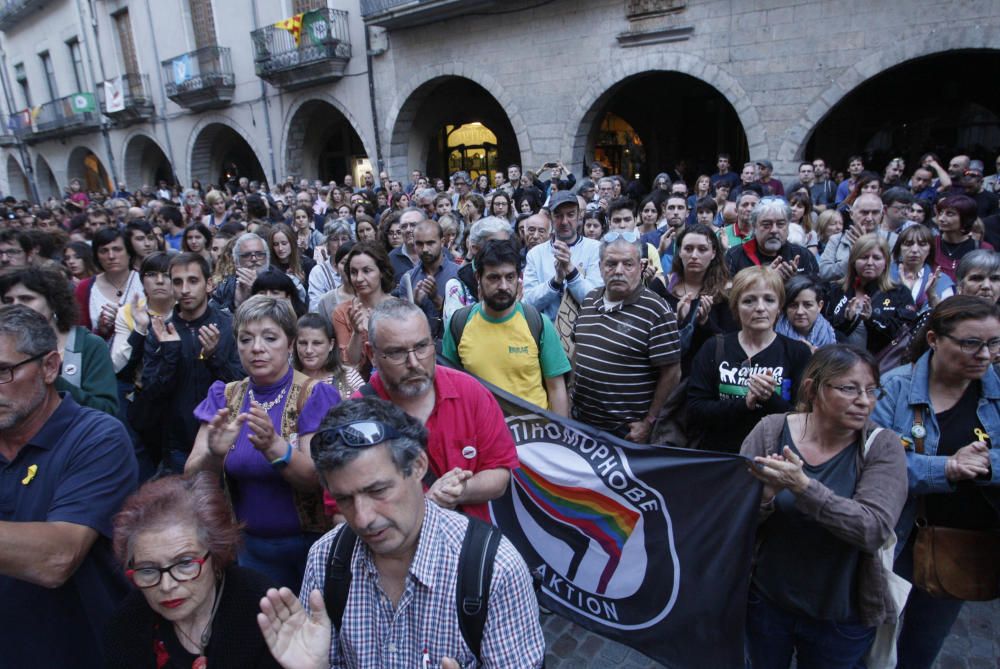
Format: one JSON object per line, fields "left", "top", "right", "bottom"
{"left": 564, "top": 52, "right": 765, "bottom": 176}
{"left": 34, "top": 153, "right": 58, "bottom": 200}
{"left": 67, "top": 145, "right": 111, "bottom": 193}
{"left": 281, "top": 92, "right": 376, "bottom": 180}
{"left": 5, "top": 154, "right": 29, "bottom": 201}
{"left": 777, "top": 25, "right": 1000, "bottom": 173}
{"left": 384, "top": 67, "right": 530, "bottom": 179}
{"left": 187, "top": 117, "right": 266, "bottom": 188}
{"left": 282, "top": 96, "right": 371, "bottom": 184}
{"left": 122, "top": 133, "right": 174, "bottom": 191}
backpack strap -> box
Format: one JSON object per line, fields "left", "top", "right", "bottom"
{"left": 457, "top": 517, "right": 503, "bottom": 662}
{"left": 357, "top": 383, "right": 378, "bottom": 398}
{"left": 324, "top": 525, "right": 359, "bottom": 634}
{"left": 520, "top": 302, "right": 544, "bottom": 352}
{"left": 449, "top": 304, "right": 475, "bottom": 357}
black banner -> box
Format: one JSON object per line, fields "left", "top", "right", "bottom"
{"left": 483, "top": 379, "right": 761, "bottom": 668}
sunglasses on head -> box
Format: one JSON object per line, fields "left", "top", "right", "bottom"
{"left": 315, "top": 420, "right": 403, "bottom": 449}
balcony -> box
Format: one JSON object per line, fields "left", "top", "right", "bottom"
{"left": 162, "top": 46, "right": 234, "bottom": 111}
{"left": 251, "top": 8, "right": 351, "bottom": 90}
{"left": 360, "top": 0, "right": 498, "bottom": 29}
{"left": 0, "top": 121, "right": 16, "bottom": 147}
{"left": 0, "top": 0, "right": 46, "bottom": 32}
{"left": 97, "top": 73, "right": 154, "bottom": 126}
{"left": 12, "top": 94, "right": 101, "bottom": 143}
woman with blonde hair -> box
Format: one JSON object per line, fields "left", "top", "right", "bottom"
{"left": 823, "top": 233, "right": 915, "bottom": 355}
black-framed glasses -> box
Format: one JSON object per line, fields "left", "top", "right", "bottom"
{"left": 317, "top": 420, "right": 403, "bottom": 449}
{"left": 0, "top": 351, "right": 49, "bottom": 384}
{"left": 940, "top": 334, "right": 1000, "bottom": 355}
{"left": 238, "top": 251, "right": 267, "bottom": 261}
{"left": 126, "top": 551, "right": 210, "bottom": 588}
{"left": 376, "top": 340, "right": 434, "bottom": 364}
{"left": 825, "top": 384, "right": 884, "bottom": 400}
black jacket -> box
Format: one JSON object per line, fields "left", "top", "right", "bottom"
{"left": 725, "top": 239, "right": 819, "bottom": 277}
{"left": 823, "top": 281, "right": 916, "bottom": 354}
{"left": 103, "top": 566, "right": 280, "bottom": 669}
{"left": 140, "top": 303, "right": 244, "bottom": 453}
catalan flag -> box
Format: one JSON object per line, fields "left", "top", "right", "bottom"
{"left": 274, "top": 13, "right": 304, "bottom": 46}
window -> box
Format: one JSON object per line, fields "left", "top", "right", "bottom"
{"left": 188, "top": 0, "right": 218, "bottom": 50}
{"left": 292, "top": 0, "right": 326, "bottom": 12}
{"left": 67, "top": 39, "right": 86, "bottom": 91}
{"left": 112, "top": 11, "right": 140, "bottom": 76}
{"left": 14, "top": 63, "right": 31, "bottom": 108}
{"left": 39, "top": 52, "right": 57, "bottom": 101}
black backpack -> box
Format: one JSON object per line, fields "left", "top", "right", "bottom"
{"left": 448, "top": 302, "right": 545, "bottom": 369}
{"left": 323, "top": 516, "right": 503, "bottom": 661}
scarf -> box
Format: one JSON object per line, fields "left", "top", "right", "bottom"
{"left": 775, "top": 313, "right": 837, "bottom": 348}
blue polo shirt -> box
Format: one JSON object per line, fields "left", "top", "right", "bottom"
{"left": 0, "top": 393, "right": 137, "bottom": 668}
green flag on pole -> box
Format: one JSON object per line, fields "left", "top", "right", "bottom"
{"left": 70, "top": 92, "right": 96, "bottom": 114}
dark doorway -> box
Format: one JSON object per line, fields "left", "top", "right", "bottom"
{"left": 806, "top": 50, "right": 1000, "bottom": 176}
{"left": 584, "top": 71, "right": 748, "bottom": 188}
{"left": 286, "top": 100, "right": 369, "bottom": 186}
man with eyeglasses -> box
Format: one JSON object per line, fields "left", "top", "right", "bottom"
{"left": 358, "top": 298, "right": 519, "bottom": 522}
{"left": 522, "top": 190, "right": 603, "bottom": 321}
{"left": 571, "top": 233, "right": 681, "bottom": 442}
{"left": 389, "top": 208, "right": 425, "bottom": 281}
{"left": 141, "top": 253, "right": 243, "bottom": 474}
{"left": 726, "top": 196, "right": 819, "bottom": 279}
{"left": 211, "top": 232, "right": 278, "bottom": 313}
{"left": 258, "top": 396, "right": 545, "bottom": 668}
{"left": 0, "top": 305, "right": 137, "bottom": 668}
{"left": 0, "top": 229, "right": 30, "bottom": 268}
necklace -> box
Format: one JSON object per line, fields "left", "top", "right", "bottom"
{"left": 248, "top": 384, "right": 288, "bottom": 412}
{"left": 105, "top": 271, "right": 131, "bottom": 298}
{"left": 173, "top": 573, "right": 226, "bottom": 660}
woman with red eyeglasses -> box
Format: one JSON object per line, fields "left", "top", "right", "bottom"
{"left": 105, "top": 473, "right": 281, "bottom": 669}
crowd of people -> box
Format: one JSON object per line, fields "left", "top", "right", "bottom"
{"left": 1, "top": 150, "right": 999, "bottom": 668}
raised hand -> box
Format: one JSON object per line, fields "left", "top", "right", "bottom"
{"left": 258, "top": 588, "right": 331, "bottom": 669}
{"left": 198, "top": 323, "right": 221, "bottom": 359}
{"left": 205, "top": 407, "right": 245, "bottom": 457}
{"left": 151, "top": 317, "right": 180, "bottom": 343}
{"left": 131, "top": 293, "right": 150, "bottom": 335}
{"left": 426, "top": 468, "right": 472, "bottom": 509}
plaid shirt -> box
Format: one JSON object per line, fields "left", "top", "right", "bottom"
{"left": 300, "top": 499, "right": 545, "bottom": 668}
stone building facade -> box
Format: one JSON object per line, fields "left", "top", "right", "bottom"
{"left": 1, "top": 0, "right": 998, "bottom": 201}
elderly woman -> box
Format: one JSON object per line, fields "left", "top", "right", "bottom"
{"left": 105, "top": 473, "right": 281, "bottom": 668}
{"left": 742, "top": 345, "right": 907, "bottom": 668}
{"left": 890, "top": 224, "right": 954, "bottom": 312}
{"left": 687, "top": 266, "right": 813, "bottom": 453}
{"left": 933, "top": 194, "right": 995, "bottom": 281}
{"left": 0, "top": 265, "right": 118, "bottom": 414}
{"left": 186, "top": 296, "right": 341, "bottom": 585}
{"left": 872, "top": 296, "right": 1000, "bottom": 668}
{"left": 306, "top": 220, "right": 354, "bottom": 313}
{"left": 954, "top": 248, "right": 1000, "bottom": 303}
{"left": 203, "top": 190, "right": 230, "bottom": 228}
{"left": 823, "top": 234, "right": 916, "bottom": 355}
{"left": 775, "top": 274, "right": 836, "bottom": 352}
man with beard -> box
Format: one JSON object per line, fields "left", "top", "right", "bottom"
{"left": 726, "top": 197, "right": 818, "bottom": 279}
{"left": 571, "top": 234, "right": 681, "bottom": 442}
{"left": 443, "top": 240, "right": 570, "bottom": 415}
{"left": 357, "top": 298, "right": 519, "bottom": 521}
{"left": 522, "top": 191, "right": 602, "bottom": 321}
{"left": 0, "top": 305, "right": 137, "bottom": 668}
{"left": 392, "top": 219, "right": 458, "bottom": 338}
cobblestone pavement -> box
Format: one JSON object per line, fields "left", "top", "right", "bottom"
{"left": 542, "top": 599, "right": 1000, "bottom": 668}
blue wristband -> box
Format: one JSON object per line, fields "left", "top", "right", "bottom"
{"left": 270, "top": 442, "right": 293, "bottom": 470}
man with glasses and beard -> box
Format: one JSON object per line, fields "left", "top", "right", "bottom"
{"left": 356, "top": 298, "right": 519, "bottom": 522}
{"left": 726, "top": 197, "right": 819, "bottom": 280}
{"left": 443, "top": 240, "right": 570, "bottom": 416}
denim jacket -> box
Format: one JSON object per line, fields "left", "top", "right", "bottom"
{"left": 871, "top": 350, "right": 1000, "bottom": 548}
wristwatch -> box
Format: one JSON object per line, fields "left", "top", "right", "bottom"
{"left": 270, "top": 443, "right": 293, "bottom": 471}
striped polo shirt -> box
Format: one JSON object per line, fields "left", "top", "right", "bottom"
{"left": 571, "top": 286, "right": 681, "bottom": 431}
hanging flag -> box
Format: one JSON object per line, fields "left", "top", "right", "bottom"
{"left": 104, "top": 77, "right": 125, "bottom": 113}
{"left": 274, "top": 13, "right": 304, "bottom": 46}
{"left": 29, "top": 105, "right": 42, "bottom": 131}
{"left": 468, "top": 368, "right": 760, "bottom": 668}
{"left": 70, "top": 92, "right": 96, "bottom": 114}
{"left": 301, "top": 9, "right": 329, "bottom": 46}
{"left": 172, "top": 54, "right": 190, "bottom": 86}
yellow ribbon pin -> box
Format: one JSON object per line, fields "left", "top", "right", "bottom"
{"left": 21, "top": 464, "right": 37, "bottom": 485}
{"left": 974, "top": 428, "right": 990, "bottom": 444}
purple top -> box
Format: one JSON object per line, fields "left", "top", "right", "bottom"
{"left": 194, "top": 367, "right": 341, "bottom": 537}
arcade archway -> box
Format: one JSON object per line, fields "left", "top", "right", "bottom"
{"left": 806, "top": 50, "right": 1000, "bottom": 175}
{"left": 6, "top": 155, "right": 29, "bottom": 201}
{"left": 285, "top": 100, "right": 369, "bottom": 185}
{"left": 67, "top": 147, "right": 111, "bottom": 193}
{"left": 190, "top": 122, "right": 266, "bottom": 190}
{"left": 576, "top": 71, "right": 748, "bottom": 187}
{"left": 124, "top": 134, "right": 173, "bottom": 190}
{"left": 34, "top": 154, "right": 58, "bottom": 200}
{"left": 388, "top": 76, "right": 520, "bottom": 182}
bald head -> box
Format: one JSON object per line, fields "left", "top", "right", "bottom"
{"left": 851, "top": 193, "right": 883, "bottom": 232}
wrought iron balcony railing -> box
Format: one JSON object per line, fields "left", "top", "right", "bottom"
{"left": 161, "top": 46, "right": 235, "bottom": 111}
{"left": 251, "top": 8, "right": 351, "bottom": 90}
